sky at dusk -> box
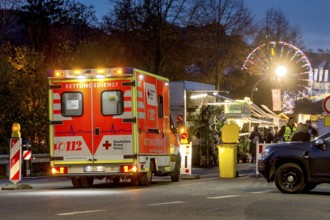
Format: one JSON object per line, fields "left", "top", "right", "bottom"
{"left": 78, "top": 0, "right": 330, "bottom": 51}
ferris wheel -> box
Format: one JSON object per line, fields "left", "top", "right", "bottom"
{"left": 242, "top": 41, "right": 313, "bottom": 98}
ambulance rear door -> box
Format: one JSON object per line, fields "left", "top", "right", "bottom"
{"left": 92, "top": 77, "right": 135, "bottom": 163}
{"left": 50, "top": 78, "right": 94, "bottom": 165}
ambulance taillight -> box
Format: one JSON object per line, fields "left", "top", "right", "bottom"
{"left": 120, "top": 165, "right": 138, "bottom": 173}
{"left": 52, "top": 167, "right": 68, "bottom": 174}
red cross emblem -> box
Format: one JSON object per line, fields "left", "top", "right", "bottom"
{"left": 103, "top": 140, "right": 112, "bottom": 150}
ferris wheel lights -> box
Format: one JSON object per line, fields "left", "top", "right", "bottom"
{"left": 275, "top": 65, "right": 288, "bottom": 78}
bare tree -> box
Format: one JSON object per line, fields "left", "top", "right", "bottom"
{"left": 187, "top": 0, "right": 254, "bottom": 89}
{"left": 253, "top": 7, "right": 303, "bottom": 48}
{"left": 103, "top": 0, "right": 202, "bottom": 76}
{"left": 0, "top": 0, "right": 22, "bottom": 41}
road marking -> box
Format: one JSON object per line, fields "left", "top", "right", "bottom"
{"left": 148, "top": 201, "right": 185, "bottom": 206}
{"left": 57, "top": 209, "right": 107, "bottom": 216}
{"left": 250, "top": 190, "right": 273, "bottom": 194}
{"left": 207, "top": 195, "right": 240, "bottom": 199}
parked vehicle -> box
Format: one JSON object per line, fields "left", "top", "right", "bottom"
{"left": 258, "top": 132, "right": 330, "bottom": 193}
{"left": 48, "top": 67, "right": 181, "bottom": 187}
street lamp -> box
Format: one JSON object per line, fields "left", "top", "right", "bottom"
{"left": 250, "top": 65, "right": 288, "bottom": 103}
{"left": 275, "top": 65, "right": 287, "bottom": 78}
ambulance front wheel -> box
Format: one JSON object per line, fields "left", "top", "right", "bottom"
{"left": 171, "top": 153, "right": 181, "bottom": 182}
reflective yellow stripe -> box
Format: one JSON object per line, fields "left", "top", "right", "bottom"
{"left": 284, "top": 126, "right": 297, "bottom": 141}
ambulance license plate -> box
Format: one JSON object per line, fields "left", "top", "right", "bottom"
{"left": 84, "top": 165, "right": 105, "bottom": 172}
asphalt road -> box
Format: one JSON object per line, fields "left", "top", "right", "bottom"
{"left": 1, "top": 166, "right": 330, "bottom": 220}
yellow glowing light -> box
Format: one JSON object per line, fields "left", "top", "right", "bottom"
{"left": 180, "top": 128, "right": 185, "bottom": 133}
{"left": 11, "top": 122, "right": 21, "bottom": 138}
{"left": 74, "top": 70, "right": 82, "bottom": 74}
{"left": 132, "top": 166, "right": 138, "bottom": 172}
{"left": 275, "top": 65, "right": 287, "bottom": 78}
{"left": 55, "top": 72, "right": 62, "bottom": 77}
{"left": 97, "top": 69, "right": 105, "bottom": 74}
{"left": 12, "top": 123, "right": 20, "bottom": 132}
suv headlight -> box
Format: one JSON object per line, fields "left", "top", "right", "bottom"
{"left": 260, "top": 148, "right": 271, "bottom": 159}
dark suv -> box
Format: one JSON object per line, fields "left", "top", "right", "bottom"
{"left": 258, "top": 132, "right": 330, "bottom": 193}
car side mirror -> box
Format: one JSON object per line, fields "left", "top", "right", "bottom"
{"left": 315, "top": 139, "right": 327, "bottom": 151}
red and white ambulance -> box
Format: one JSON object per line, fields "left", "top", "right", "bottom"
{"left": 48, "top": 67, "right": 181, "bottom": 187}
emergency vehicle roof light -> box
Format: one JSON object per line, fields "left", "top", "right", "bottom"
{"left": 74, "top": 70, "right": 82, "bottom": 74}
{"left": 48, "top": 67, "right": 135, "bottom": 78}
{"left": 77, "top": 75, "right": 86, "bottom": 79}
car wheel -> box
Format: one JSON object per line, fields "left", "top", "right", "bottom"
{"left": 274, "top": 163, "right": 305, "bottom": 194}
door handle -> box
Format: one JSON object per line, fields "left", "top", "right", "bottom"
{"left": 95, "top": 128, "right": 100, "bottom": 135}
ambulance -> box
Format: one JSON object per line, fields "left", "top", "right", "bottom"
{"left": 48, "top": 67, "right": 181, "bottom": 187}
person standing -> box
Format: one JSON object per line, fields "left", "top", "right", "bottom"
{"left": 249, "top": 126, "right": 262, "bottom": 164}
{"left": 291, "top": 123, "right": 310, "bottom": 141}
{"left": 265, "top": 128, "right": 274, "bottom": 143}
{"left": 306, "top": 119, "right": 318, "bottom": 140}
{"left": 273, "top": 127, "right": 279, "bottom": 143}
{"left": 278, "top": 117, "right": 297, "bottom": 142}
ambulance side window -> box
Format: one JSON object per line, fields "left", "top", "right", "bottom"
{"left": 61, "top": 92, "right": 83, "bottom": 116}
{"left": 158, "top": 95, "right": 163, "bottom": 118}
{"left": 102, "top": 91, "right": 123, "bottom": 115}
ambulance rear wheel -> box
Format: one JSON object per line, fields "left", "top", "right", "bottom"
{"left": 80, "top": 176, "right": 94, "bottom": 188}
{"left": 71, "top": 177, "right": 81, "bottom": 188}
{"left": 138, "top": 163, "right": 154, "bottom": 186}
{"left": 130, "top": 174, "right": 139, "bottom": 186}
{"left": 138, "top": 171, "right": 152, "bottom": 186}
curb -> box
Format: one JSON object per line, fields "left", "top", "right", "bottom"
{"left": 180, "top": 174, "right": 201, "bottom": 180}
{"left": 1, "top": 183, "right": 33, "bottom": 190}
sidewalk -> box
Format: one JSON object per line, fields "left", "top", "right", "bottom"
{"left": 181, "top": 163, "right": 259, "bottom": 179}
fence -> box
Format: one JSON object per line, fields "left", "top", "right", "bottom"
{"left": 0, "top": 154, "right": 50, "bottom": 177}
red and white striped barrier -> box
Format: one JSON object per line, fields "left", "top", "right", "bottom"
{"left": 23, "top": 150, "right": 32, "bottom": 160}
{"left": 180, "top": 142, "right": 192, "bottom": 175}
{"left": 10, "top": 138, "right": 22, "bottom": 184}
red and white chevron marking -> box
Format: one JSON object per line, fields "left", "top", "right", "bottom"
{"left": 23, "top": 150, "right": 32, "bottom": 160}
{"left": 10, "top": 138, "right": 22, "bottom": 184}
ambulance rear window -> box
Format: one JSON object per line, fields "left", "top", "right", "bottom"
{"left": 61, "top": 92, "right": 83, "bottom": 116}
{"left": 101, "top": 90, "right": 123, "bottom": 115}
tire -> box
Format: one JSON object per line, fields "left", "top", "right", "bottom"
{"left": 274, "top": 163, "right": 305, "bottom": 194}
{"left": 138, "top": 162, "right": 153, "bottom": 186}
{"left": 130, "top": 174, "right": 139, "bottom": 186}
{"left": 80, "top": 176, "right": 94, "bottom": 188}
{"left": 112, "top": 177, "right": 120, "bottom": 185}
{"left": 171, "top": 153, "right": 181, "bottom": 182}
{"left": 71, "top": 177, "right": 81, "bottom": 188}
